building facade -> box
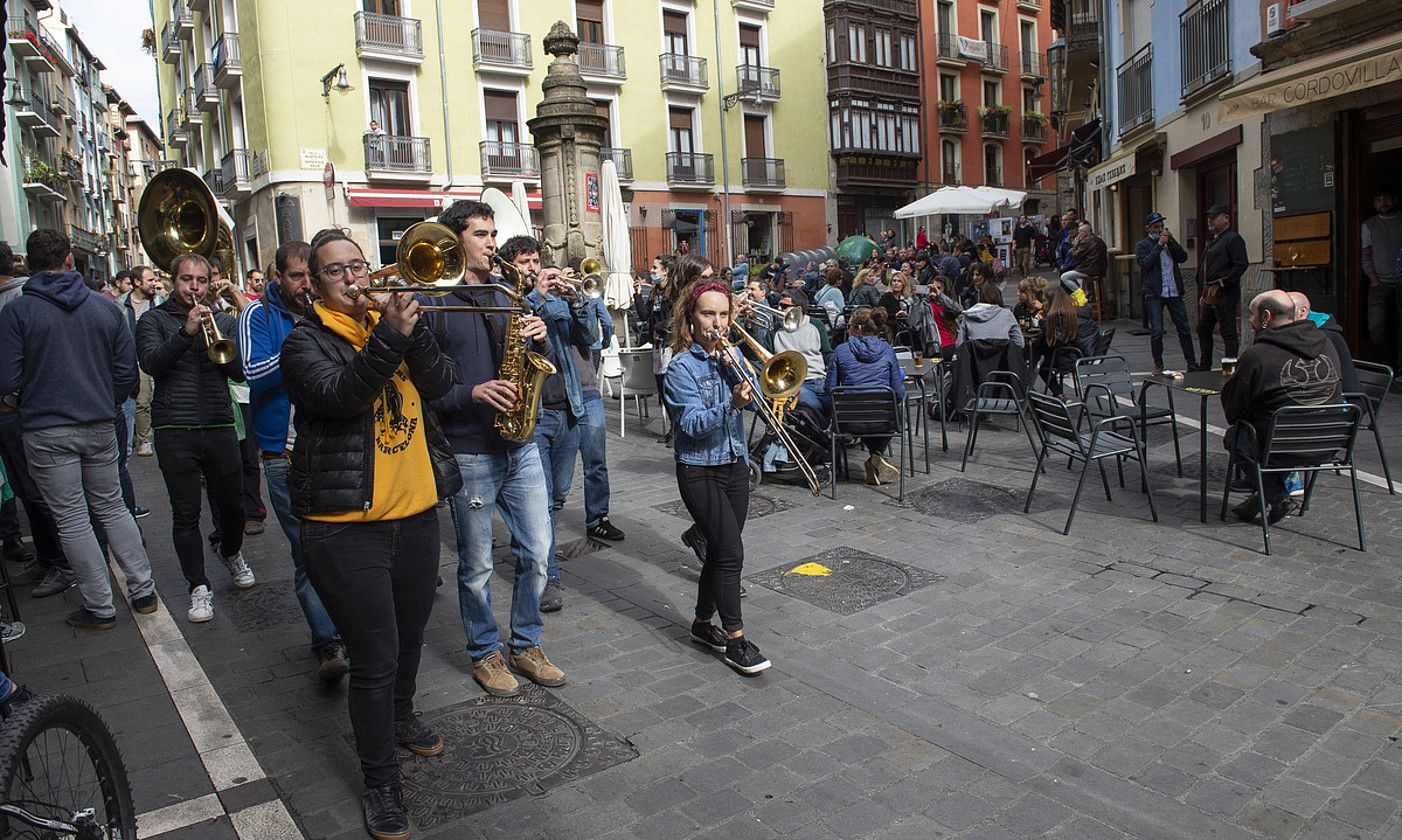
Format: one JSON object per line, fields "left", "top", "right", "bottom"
{"left": 151, "top": 0, "right": 831, "bottom": 277}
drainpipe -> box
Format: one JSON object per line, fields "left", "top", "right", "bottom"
{"left": 435, "top": 0, "right": 452, "bottom": 194}
{"left": 712, "top": 0, "right": 732, "bottom": 267}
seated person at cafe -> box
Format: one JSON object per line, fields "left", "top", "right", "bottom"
{"left": 825, "top": 307, "right": 905, "bottom": 486}
{"left": 957, "top": 282, "right": 1024, "bottom": 348}
{"left": 1013, "top": 276, "right": 1048, "bottom": 327}
{"left": 760, "top": 290, "right": 831, "bottom": 421}
{"left": 1036, "top": 278, "right": 1100, "bottom": 396}
{"left": 911, "top": 275, "right": 963, "bottom": 360}
{"left": 1222, "top": 290, "right": 1342, "bottom": 524}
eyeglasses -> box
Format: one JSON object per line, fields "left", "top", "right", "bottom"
{"left": 319, "top": 261, "right": 370, "bottom": 280}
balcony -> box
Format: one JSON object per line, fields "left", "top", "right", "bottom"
{"left": 160, "top": 21, "right": 181, "bottom": 63}
{"left": 221, "top": 149, "right": 252, "bottom": 196}
{"left": 22, "top": 152, "right": 67, "bottom": 203}
{"left": 1020, "top": 50, "right": 1043, "bottom": 79}
{"left": 1067, "top": 4, "right": 1100, "bottom": 54}
{"left": 1016, "top": 0, "right": 1041, "bottom": 9}
{"left": 980, "top": 41, "right": 1009, "bottom": 73}
{"left": 480, "top": 141, "right": 538, "bottom": 179}
{"left": 189, "top": 0, "right": 207, "bottom": 13}
{"left": 938, "top": 103, "right": 968, "bottom": 133}
{"left": 61, "top": 153, "right": 83, "bottom": 182}
{"left": 1118, "top": 44, "right": 1154, "bottom": 135}
{"left": 660, "top": 53, "right": 708, "bottom": 93}
{"left": 980, "top": 109, "right": 1011, "bottom": 137}
{"left": 365, "top": 134, "right": 432, "bottom": 178}
{"left": 181, "top": 89, "right": 203, "bottom": 128}
{"left": 202, "top": 167, "right": 224, "bottom": 196}
{"left": 1021, "top": 115, "right": 1048, "bottom": 143}
{"left": 601, "top": 147, "right": 633, "bottom": 182}
{"left": 15, "top": 93, "right": 61, "bottom": 139}
{"left": 7, "top": 17, "right": 41, "bottom": 59}
{"left": 733, "top": 0, "right": 775, "bottom": 10}
{"left": 172, "top": 1, "right": 194, "bottom": 37}
{"left": 355, "top": 11, "right": 424, "bottom": 64}
{"left": 741, "top": 157, "right": 785, "bottom": 191}
{"left": 144, "top": 159, "right": 178, "bottom": 178}
{"left": 193, "top": 64, "right": 220, "bottom": 111}
{"left": 165, "top": 109, "right": 187, "bottom": 147}
{"left": 213, "top": 33, "right": 242, "bottom": 88}
{"left": 666, "top": 151, "right": 714, "bottom": 186}
{"left": 736, "top": 65, "right": 780, "bottom": 102}
{"left": 70, "top": 226, "right": 104, "bottom": 254}
{"left": 1180, "top": 0, "right": 1229, "bottom": 100}
{"left": 578, "top": 42, "right": 625, "bottom": 82}
{"left": 935, "top": 33, "right": 964, "bottom": 66}
{"left": 834, "top": 155, "right": 921, "bottom": 189}
{"left": 472, "top": 28, "right": 531, "bottom": 73}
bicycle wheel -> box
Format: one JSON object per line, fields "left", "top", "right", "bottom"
{"left": 0, "top": 693, "right": 136, "bottom": 839}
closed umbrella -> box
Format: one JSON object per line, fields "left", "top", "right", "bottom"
{"left": 600, "top": 158, "right": 634, "bottom": 332}
{"left": 510, "top": 180, "right": 531, "bottom": 227}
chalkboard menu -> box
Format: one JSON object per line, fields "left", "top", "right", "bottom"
{"left": 275, "top": 194, "right": 303, "bottom": 245}
{"left": 1271, "top": 125, "right": 1334, "bottom": 216}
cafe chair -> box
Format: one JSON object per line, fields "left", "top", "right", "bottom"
{"left": 1346, "top": 360, "right": 1394, "bottom": 495}
{"left": 961, "top": 370, "right": 1037, "bottom": 472}
{"left": 1219, "top": 404, "right": 1364, "bottom": 556}
{"left": 1073, "top": 354, "right": 1184, "bottom": 477}
{"left": 829, "top": 386, "right": 909, "bottom": 503}
{"left": 1024, "top": 391, "right": 1158, "bottom": 535}
{"left": 616, "top": 349, "right": 663, "bottom": 439}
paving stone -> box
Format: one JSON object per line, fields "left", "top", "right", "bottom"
{"left": 1284, "top": 704, "right": 1347, "bottom": 735}
{"left": 1325, "top": 787, "right": 1399, "bottom": 832}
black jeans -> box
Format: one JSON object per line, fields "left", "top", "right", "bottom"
{"left": 0, "top": 413, "right": 65, "bottom": 570}
{"left": 154, "top": 428, "right": 244, "bottom": 590}
{"left": 676, "top": 460, "right": 748, "bottom": 633}
{"left": 301, "top": 509, "right": 439, "bottom": 790}
{"left": 238, "top": 403, "right": 265, "bottom": 522}
{"left": 1197, "top": 292, "right": 1240, "bottom": 370}
{"left": 1226, "top": 425, "right": 1287, "bottom": 506}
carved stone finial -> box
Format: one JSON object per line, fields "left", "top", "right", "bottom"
{"left": 543, "top": 21, "right": 578, "bottom": 58}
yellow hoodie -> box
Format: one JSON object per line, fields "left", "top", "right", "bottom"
{"left": 303, "top": 304, "right": 438, "bottom": 523}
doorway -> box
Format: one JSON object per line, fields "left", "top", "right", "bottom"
{"left": 1195, "top": 154, "right": 1236, "bottom": 260}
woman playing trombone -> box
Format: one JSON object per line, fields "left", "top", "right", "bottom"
{"left": 663, "top": 256, "right": 771, "bottom": 676}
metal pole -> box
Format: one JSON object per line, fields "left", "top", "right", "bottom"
{"left": 435, "top": 0, "right": 453, "bottom": 193}
{"left": 712, "top": 0, "right": 732, "bottom": 268}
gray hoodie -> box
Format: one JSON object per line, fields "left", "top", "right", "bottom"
{"left": 956, "top": 303, "right": 1024, "bottom": 347}
{"left": 0, "top": 275, "right": 25, "bottom": 311}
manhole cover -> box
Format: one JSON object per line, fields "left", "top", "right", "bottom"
{"left": 905, "top": 478, "right": 1021, "bottom": 522}
{"left": 654, "top": 493, "right": 797, "bottom": 521}
{"left": 229, "top": 586, "right": 304, "bottom": 632}
{"left": 1152, "top": 455, "right": 1229, "bottom": 483}
{"left": 747, "top": 547, "right": 945, "bottom": 615}
{"left": 556, "top": 537, "right": 606, "bottom": 561}
{"left": 399, "top": 686, "right": 637, "bottom": 827}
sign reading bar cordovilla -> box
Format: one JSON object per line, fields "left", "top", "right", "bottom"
{"left": 1219, "top": 36, "right": 1402, "bottom": 123}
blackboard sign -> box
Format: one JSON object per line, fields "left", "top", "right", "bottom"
{"left": 275, "top": 194, "right": 303, "bottom": 245}
{"left": 1271, "top": 125, "right": 1334, "bottom": 216}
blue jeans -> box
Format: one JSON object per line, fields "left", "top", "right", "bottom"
{"left": 264, "top": 456, "right": 342, "bottom": 654}
{"left": 450, "top": 446, "right": 551, "bottom": 660}
{"left": 798, "top": 380, "right": 830, "bottom": 422}
{"left": 577, "top": 392, "right": 610, "bottom": 527}
{"left": 520, "top": 408, "right": 580, "bottom": 583}
{"left": 1143, "top": 295, "right": 1196, "bottom": 367}
{"left": 121, "top": 398, "right": 135, "bottom": 457}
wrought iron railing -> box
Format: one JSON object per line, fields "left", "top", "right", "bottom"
{"left": 472, "top": 28, "right": 531, "bottom": 69}
{"left": 660, "top": 53, "right": 708, "bottom": 88}
{"left": 601, "top": 147, "right": 633, "bottom": 181}
{"left": 578, "top": 42, "right": 625, "bottom": 79}
{"left": 480, "top": 141, "right": 538, "bottom": 177}
{"left": 1180, "top": 0, "right": 1229, "bottom": 98}
{"left": 364, "top": 134, "right": 431, "bottom": 174}
{"left": 736, "top": 64, "right": 780, "bottom": 99}
{"left": 1118, "top": 45, "right": 1154, "bottom": 134}
{"left": 741, "top": 157, "right": 785, "bottom": 188}
{"left": 666, "top": 151, "right": 714, "bottom": 184}
{"left": 213, "top": 32, "right": 241, "bottom": 81}
{"left": 355, "top": 11, "right": 423, "bottom": 59}
{"left": 221, "top": 149, "right": 251, "bottom": 192}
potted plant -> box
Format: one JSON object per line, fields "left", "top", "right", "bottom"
{"left": 938, "top": 100, "right": 966, "bottom": 127}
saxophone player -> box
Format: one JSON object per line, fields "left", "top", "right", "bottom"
{"left": 426, "top": 200, "right": 566, "bottom": 700}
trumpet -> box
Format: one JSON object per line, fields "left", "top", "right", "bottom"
{"left": 343, "top": 221, "right": 528, "bottom": 314}
{"left": 200, "top": 308, "right": 237, "bottom": 365}
{"left": 550, "top": 273, "right": 603, "bottom": 301}
{"left": 744, "top": 300, "right": 805, "bottom": 333}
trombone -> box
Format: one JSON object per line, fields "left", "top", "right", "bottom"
{"left": 709, "top": 324, "right": 823, "bottom": 496}
{"left": 345, "top": 221, "right": 528, "bottom": 314}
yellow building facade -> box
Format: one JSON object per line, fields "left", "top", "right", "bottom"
{"left": 152, "top": 0, "right": 831, "bottom": 274}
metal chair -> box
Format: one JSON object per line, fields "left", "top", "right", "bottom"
{"left": 1074, "top": 354, "right": 1184, "bottom": 477}
{"left": 1220, "top": 404, "right": 1364, "bottom": 555}
{"left": 829, "top": 386, "right": 909, "bottom": 502}
{"left": 616, "top": 349, "right": 661, "bottom": 438}
{"left": 1024, "top": 391, "right": 1158, "bottom": 535}
{"left": 1346, "top": 360, "right": 1394, "bottom": 494}
{"left": 960, "top": 370, "right": 1037, "bottom": 472}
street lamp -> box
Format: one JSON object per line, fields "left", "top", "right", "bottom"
{"left": 320, "top": 64, "right": 351, "bottom": 99}
{"left": 1045, "top": 38, "right": 1067, "bottom": 135}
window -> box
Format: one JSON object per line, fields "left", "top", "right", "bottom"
{"left": 874, "top": 29, "right": 892, "bottom": 68}
{"left": 364, "top": 0, "right": 402, "bottom": 14}
{"left": 980, "top": 11, "right": 997, "bottom": 46}
{"left": 847, "top": 24, "right": 866, "bottom": 63}
{"left": 663, "top": 11, "right": 689, "bottom": 55}
{"left": 1020, "top": 19, "right": 1035, "bottom": 54}
{"left": 483, "top": 89, "right": 518, "bottom": 144}
{"left": 899, "top": 35, "right": 917, "bottom": 71}
{"left": 937, "top": 0, "right": 954, "bottom": 34}
{"left": 477, "top": 0, "right": 510, "bottom": 30}
{"left": 983, "top": 80, "right": 1000, "bottom": 107}
{"left": 743, "top": 114, "right": 767, "bottom": 158}
{"left": 984, "top": 143, "right": 1002, "bottom": 186}
{"left": 739, "top": 24, "right": 761, "bottom": 67}
{"left": 592, "top": 99, "right": 614, "bottom": 146}
{"left": 827, "top": 25, "right": 837, "bottom": 63}
{"left": 828, "top": 98, "right": 919, "bottom": 154}
{"left": 941, "top": 139, "right": 959, "bottom": 182}
{"left": 939, "top": 73, "right": 958, "bottom": 102}
{"left": 369, "top": 79, "right": 411, "bottom": 135}
{"left": 1022, "top": 86, "right": 1038, "bottom": 113}
{"left": 669, "top": 107, "right": 694, "bottom": 154}
{"left": 576, "top": 0, "right": 604, "bottom": 44}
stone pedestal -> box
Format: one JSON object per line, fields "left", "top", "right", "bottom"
{"left": 527, "top": 22, "right": 608, "bottom": 268}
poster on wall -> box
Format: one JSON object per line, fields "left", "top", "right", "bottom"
{"left": 988, "top": 216, "right": 1014, "bottom": 243}
{"left": 585, "top": 173, "right": 600, "bottom": 213}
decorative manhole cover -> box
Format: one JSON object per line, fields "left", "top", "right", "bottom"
{"left": 229, "top": 586, "right": 304, "bottom": 632}
{"left": 399, "top": 686, "right": 637, "bottom": 827}
{"left": 747, "top": 547, "right": 945, "bottom": 615}
{"left": 905, "top": 478, "right": 1020, "bottom": 522}
{"left": 654, "top": 493, "right": 797, "bottom": 521}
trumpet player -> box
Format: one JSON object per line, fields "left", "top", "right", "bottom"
{"left": 136, "top": 252, "right": 254, "bottom": 624}
{"left": 428, "top": 201, "right": 567, "bottom": 700}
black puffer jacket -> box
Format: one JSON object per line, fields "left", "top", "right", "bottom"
{"left": 136, "top": 298, "right": 244, "bottom": 427}
{"left": 280, "top": 308, "right": 461, "bottom": 517}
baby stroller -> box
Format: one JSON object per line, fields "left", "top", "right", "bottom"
{"left": 747, "top": 400, "right": 832, "bottom": 491}
{"left": 1034, "top": 234, "right": 1055, "bottom": 268}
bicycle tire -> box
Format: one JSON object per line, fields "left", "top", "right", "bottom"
{"left": 0, "top": 693, "right": 136, "bottom": 839}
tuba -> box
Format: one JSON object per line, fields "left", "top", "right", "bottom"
{"left": 136, "top": 168, "right": 238, "bottom": 363}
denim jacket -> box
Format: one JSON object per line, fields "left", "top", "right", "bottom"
{"left": 527, "top": 290, "right": 592, "bottom": 418}
{"left": 664, "top": 342, "right": 748, "bottom": 466}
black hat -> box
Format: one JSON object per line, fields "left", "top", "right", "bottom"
{"left": 1144, "top": 211, "right": 1166, "bottom": 226}
{"left": 1206, "top": 204, "right": 1231, "bottom": 217}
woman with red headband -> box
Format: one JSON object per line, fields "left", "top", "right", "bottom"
{"left": 662, "top": 255, "right": 770, "bottom": 675}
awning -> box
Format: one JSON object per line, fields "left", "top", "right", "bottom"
{"left": 1026, "top": 144, "right": 1070, "bottom": 182}
{"left": 347, "top": 187, "right": 544, "bottom": 210}
{"left": 1218, "top": 31, "right": 1402, "bottom": 124}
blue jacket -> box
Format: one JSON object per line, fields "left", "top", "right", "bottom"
{"left": 825, "top": 335, "right": 905, "bottom": 401}
{"left": 527, "top": 290, "right": 593, "bottom": 418}
{"left": 664, "top": 343, "right": 749, "bottom": 466}
{"left": 0, "top": 270, "right": 137, "bottom": 432}
{"left": 239, "top": 281, "right": 298, "bottom": 453}
{"left": 582, "top": 296, "right": 614, "bottom": 350}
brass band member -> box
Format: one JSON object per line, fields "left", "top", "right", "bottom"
{"left": 664, "top": 256, "right": 771, "bottom": 675}
{"left": 281, "top": 229, "right": 461, "bottom": 840}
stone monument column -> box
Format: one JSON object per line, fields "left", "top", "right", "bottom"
{"left": 527, "top": 22, "right": 608, "bottom": 268}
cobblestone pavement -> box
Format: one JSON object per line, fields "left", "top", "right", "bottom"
{"left": 13, "top": 318, "right": 1402, "bottom": 839}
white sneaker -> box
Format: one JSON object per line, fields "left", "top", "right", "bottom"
{"left": 220, "top": 551, "right": 256, "bottom": 589}
{"left": 136, "top": 442, "right": 154, "bottom": 457}
{"left": 187, "top": 585, "right": 214, "bottom": 623}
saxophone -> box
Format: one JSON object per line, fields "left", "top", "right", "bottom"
{"left": 492, "top": 254, "right": 557, "bottom": 443}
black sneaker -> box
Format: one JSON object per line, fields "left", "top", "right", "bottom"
{"left": 318, "top": 644, "right": 349, "bottom": 684}
{"left": 131, "top": 593, "right": 159, "bottom": 615}
{"left": 1232, "top": 493, "right": 1264, "bottom": 523}
{"left": 362, "top": 783, "right": 410, "bottom": 840}
{"left": 587, "top": 517, "right": 625, "bottom": 541}
{"left": 0, "top": 686, "right": 33, "bottom": 719}
{"left": 3, "top": 540, "right": 32, "bottom": 564}
{"left": 395, "top": 712, "right": 443, "bottom": 757}
{"left": 724, "top": 637, "right": 771, "bottom": 676}
{"left": 540, "top": 578, "right": 564, "bottom": 613}
{"left": 681, "top": 526, "right": 707, "bottom": 565}
{"left": 1268, "top": 497, "right": 1299, "bottom": 524}
{"left": 66, "top": 608, "right": 116, "bottom": 631}
{"left": 690, "top": 622, "right": 728, "bottom": 653}
{"left": 132, "top": 506, "right": 151, "bottom": 519}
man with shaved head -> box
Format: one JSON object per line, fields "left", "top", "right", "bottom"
{"left": 1221, "top": 290, "right": 1342, "bottom": 523}
{"left": 1286, "top": 291, "right": 1358, "bottom": 394}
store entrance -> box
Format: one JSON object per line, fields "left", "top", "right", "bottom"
{"left": 1354, "top": 112, "right": 1402, "bottom": 366}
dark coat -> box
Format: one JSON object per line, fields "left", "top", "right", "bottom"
{"left": 280, "top": 308, "right": 461, "bottom": 517}
{"left": 1135, "top": 234, "right": 1190, "bottom": 297}
{"left": 1199, "top": 227, "right": 1250, "bottom": 293}
{"left": 1222, "top": 319, "right": 1342, "bottom": 446}
{"left": 136, "top": 297, "right": 244, "bottom": 428}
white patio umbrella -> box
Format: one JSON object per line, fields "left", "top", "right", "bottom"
{"left": 894, "top": 186, "right": 1001, "bottom": 218}
{"left": 968, "top": 186, "right": 1028, "bottom": 212}
{"left": 510, "top": 180, "right": 531, "bottom": 225}
{"left": 599, "top": 159, "right": 635, "bottom": 338}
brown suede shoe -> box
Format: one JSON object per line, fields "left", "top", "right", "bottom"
{"left": 472, "top": 650, "right": 521, "bottom": 697}
{"left": 510, "top": 646, "right": 566, "bottom": 688}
